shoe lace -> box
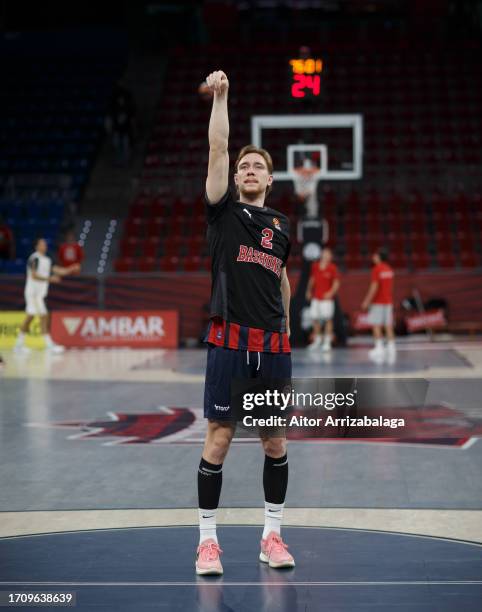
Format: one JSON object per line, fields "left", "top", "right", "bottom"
{"left": 267, "top": 533, "right": 289, "bottom": 555}
{"left": 199, "top": 541, "right": 222, "bottom": 561}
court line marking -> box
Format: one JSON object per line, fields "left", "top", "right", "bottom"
{"left": 1, "top": 581, "right": 481, "bottom": 587}
{"left": 1, "top": 524, "right": 482, "bottom": 548}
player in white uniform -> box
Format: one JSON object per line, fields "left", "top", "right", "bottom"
{"left": 14, "top": 238, "right": 80, "bottom": 353}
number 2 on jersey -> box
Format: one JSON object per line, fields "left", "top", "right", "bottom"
{"left": 261, "top": 228, "right": 273, "bottom": 250}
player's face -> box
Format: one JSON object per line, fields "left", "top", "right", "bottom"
{"left": 37, "top": 239, "right": 47, "bottom": 254}
{"left": 322, "top": 249, "right": 332, "bottom": 263}
{"left": 235, "top": 153, "right": 273, "bottom": 199}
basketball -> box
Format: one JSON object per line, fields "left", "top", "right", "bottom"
{"left": 198, "top": 81, "right": 213, "bottom": 100}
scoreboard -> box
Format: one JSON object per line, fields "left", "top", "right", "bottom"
{"left": 289, "top": 57, "right": 323, "bottom": 99}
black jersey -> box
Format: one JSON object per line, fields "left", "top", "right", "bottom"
{"left": 206, "top": 189, "right": 291, "bottom": 333}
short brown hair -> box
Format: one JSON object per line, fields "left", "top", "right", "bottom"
{"left": 234, "top": 145, "right": 274, "bottom": 196}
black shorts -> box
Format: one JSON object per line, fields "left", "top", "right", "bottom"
{"left": 203, "top": 344, "right": 292, "bottom": 421}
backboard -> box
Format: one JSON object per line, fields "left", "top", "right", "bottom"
{"left": 250, "top": 114, "right": 363, "bottom": 181}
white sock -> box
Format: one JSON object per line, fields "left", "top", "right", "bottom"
{"left": 374, "top": 339, "right": 383, "bottom": 350}
{"left": 198, "top": 508, "right": 218, "bottom": 544}
{"left": 263, "top": 501, "right": 284, "bottom": 539}
{"left": 323, "top": 336, "right": 331, "bottom": 346}
{"left": 387, "top": 340, "right": 396, "bottom": 350}
{"left": 16, "top": 332, "right": 25, "bottom": 345}
{"left": 44, "top": 334, "right": 53, "bottom": 346}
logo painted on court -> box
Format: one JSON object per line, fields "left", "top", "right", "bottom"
{"left": 48, "top": 407, "right": 197, "bottom": 445}
{"left": 26, "top": 404, "right": 482, "bottom": 448}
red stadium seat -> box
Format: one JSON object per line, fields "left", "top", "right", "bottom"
{"left": 159, "top": 256, "right": 179, "bottom": 272}
{"left": 456, "top": 233, "right": 475, "bottom": 251}
{"left": 129, "top": 202, "right": 149, "bottom": 218}
{"left": 408, "top": 233, "right": 428, "bottom": 253}
{"left": 345, "top": 239, "right": 362, "bottom": 255}
{"left": 344, "top": 254, "right": 364, "bottom": 269}
{"left": 150, "top": 200, "right": 171, "bottom": 217}
{"left": 459, "top": 252, "right": 477, "bottom": 268}
{"left": 387, "top": 234, "right": 405, "bottom": 252}
{"left": 411, "top": 253, "right": 430, "bottom": 269}
{"left": 187, "top": 235, "right": 205, "bottom": 256}
{"left": 437, "top": 253, "right": 456, "bottom": 268}
{"left": 434, "top": 232, "right": 453, "bottom": 252}
{"left": 183, "top": 256, "right": 202, "bottom": 272}
{"left": 432, "top": 214, "right": 453, "bottom": 234}
{"left": 146, "top": 218, "right": 167, "bottom": 238}
{"left": 365, "top": 216, "right": 382, "bottom": 234}
{"left": 138, "top": 257, "right": 156, "bottom": 272}
{"left": 120, "top": 238, "right": 139, "bottom": 258}
{"left": 456, "top": 217, "right": 473, "bottom": 234}
{"left": 141, "top": 237, "right": 160, "bottom": 258}
{"left": 344, "top": 214, "right": 362, "bottom": 228}
{"left": 408, "top": 216, "right": 427, "bottom": 235}
{"left": 124, "top": 217, "right": 144, "bottom": 237}
{"left": 115, "top": 257, "right": 135, "bottom": 273}
{"left": 390, "top": 253, "right": 408, "bottom": 269}
{"left": 365, "top": 236, "right": 382, "bottom": 253}
{"left": 385, "top": 213, "right": 404, "bottom": 232}
{"left": 163, "top": 235, "right": 184, "bottom": 256}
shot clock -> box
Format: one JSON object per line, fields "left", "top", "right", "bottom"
{"left": 289, "top": 57, "right": 323, "bottom": 99}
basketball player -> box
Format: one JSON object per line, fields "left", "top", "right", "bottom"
{"left": 14, "top": 238, "right": 80, "bottom": 354}
{"left": 361, "top": 248, "right": 396, "bottom": 361}
{"left": 58, "top": 229, "right": 84, "bottom": 269}
{"left": 196, "top": 70, "right": 294, "bottom": 575}
{"left": 306, "top": 246, "right": 340, "bottom": 351}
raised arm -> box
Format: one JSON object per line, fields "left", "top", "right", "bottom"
{"left": 52, "top": 263, "right": 81, "bottom": 276}
{"left": 205, "top": 71, "right": 230, "bottom": 204}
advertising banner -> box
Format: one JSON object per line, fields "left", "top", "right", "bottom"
{"left": 51, "top": 310, "right": 178, "bottom": 348}
{"left": 0, "top": 311, "right": 46, "bottom": 348}
{"left": 352, "top": 310, "right": 373, "bottom": 331}
{"left": 405, "top": 309, "right": 446, "bottom": 333}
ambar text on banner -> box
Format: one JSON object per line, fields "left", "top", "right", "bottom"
{"left": 51, "top": 310, "right": 178, "bottom": 348}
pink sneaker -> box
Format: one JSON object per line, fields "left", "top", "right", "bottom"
{"left": 195, "top": 539, "right": 223, "bottom": 575}
{"left": 259, "top": 531, "right": 295, "bottom": 568}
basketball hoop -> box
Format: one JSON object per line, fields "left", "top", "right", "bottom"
{"left": 293, "top": 158, "right": 321, "bottom": 218}
{"left": 293, "top": 165, "right": 321, "bottom": 201}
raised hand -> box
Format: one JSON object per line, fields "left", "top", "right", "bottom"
{"left": 205, "top": 71, "right": 229, "bottom": 96}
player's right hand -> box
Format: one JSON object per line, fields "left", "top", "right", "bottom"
{"left": 205, "top": 71, "right": 229, "bottom": 96}
{"left": 50, "top": 275, "right": 61, "bottom": 284}
{"left": 68, "top": 263, "right": 81, "bottom": 274}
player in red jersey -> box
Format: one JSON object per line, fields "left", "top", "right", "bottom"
{"left": 361, "top": 248, "right": 396, "bottom": 361}
{"left": 305, "top": 246, "right": 340, "bottom": 351}
{"left": 57, "top": 230, "right": 84, "bottom": 270}
{"left": 196, "top": 70, "right": 295, "bottom": 575}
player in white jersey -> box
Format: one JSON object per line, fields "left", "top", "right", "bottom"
{"left": 14, "top": 238, "right": 80, "bottom": 353}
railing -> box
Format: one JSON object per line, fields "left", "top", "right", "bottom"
{"left": 1, "top": 270, "right": 482, "bottom": 340}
